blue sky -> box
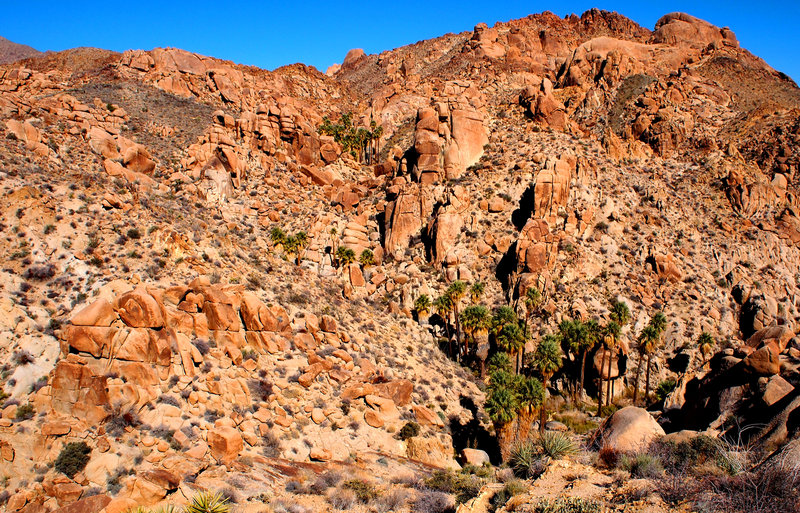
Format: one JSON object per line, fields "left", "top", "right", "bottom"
{"left": 2, "top": 1, "right": 798, "bottom": 81}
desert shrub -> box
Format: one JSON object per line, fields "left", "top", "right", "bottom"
{"left": 106, "top": 408, "right": 141, "bottom": 436}
{"left": 399, "top": 421, "right": 420, "bottom": 440}
{"left": 309, "top": 470, "right": 344, "bottom": 494}
{"left": 23, "top": 264, "right": 56, "bottom": 281}
{"left": 423, "top": 470, "right": 483, "bottom": 504}
{"left": 534, "top": 497, "right": 602, "bottom": 513}
{"left": 13, "top": 350, "right": 35, "bottom": 365}
{"left": 127, "top": 228, "right": 142, "bottom": 240}
{"left": 650, "top": 435, "right": 719, "bottom": 474}
{"left": 261, "top": 430, "right": 282, "bottom": 457}
{"left": 157, "top": 394, "right": 180, "bottom": 407}
{"left": 552, "top": 413, "right": 598, "bottom": 434}
{"left": 185, "top": 491, "right": 230, "bottom": 513}
{"left": 413, "top": 490, "right": 454, "bottom": 513}
{"left": 15, "top": 403, "right": 35, "bottom": 421}
{"left": 343, "top": 479, "right": 378, "bottom": 503}
{"left": 191, "top": 339, "right": 210, "bottom": 355}
{"left": 598, "top": 446, "right": 621, "bottom": 468}
{"left": 54, "top": 441, "right": 91, "bottom": 478}
{"left": 694, "top": 465, "right": 800, "bottom": 513}
{"left": 620, "top": 453, "right": 663, "bottom": 479}
{"left": 248, "top": 378, "right": 273, "bottom": 402}
{"left": 491, "top": 479, "right": 527, "bottom": 510}
{"left": 538, "top": 432, "right": 578, "bottom": 460}
{"left": 374, "top": 488, "right": 409, "bottom": 512}
{"left": 510, "top": 441, "right": 546, "bottom": 478}
{"left": 328, "top": 488, "right": 356, "bottom": 510}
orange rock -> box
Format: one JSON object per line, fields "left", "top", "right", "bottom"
{"left": 207, "top": 426, "right": 243, "bottom": 464}
{"left": 116, "top": 287, "right": 164, "bottom": 328}
{"left": 69, "top": 299, "right": 116, "bottom": 327}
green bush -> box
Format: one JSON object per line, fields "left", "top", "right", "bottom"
{"left": 54, "top": 441, "right": 91, "bottom": 478}
{"left": 655, "top": 379, "right": 677, "bottom": 402}
{"left": 15, "top": 403, "right": 34, "bottom": 421}
{"left": 424, "top": 470, "right": 484, "bottom": 504}
{"left": 343, "top": 479, "right": 378, "bottom": 503}
{"left": 398, "top": 421, "right": 420, "bottom": 440}
{"left": 491, "top": 479, "right": 528, "bottom": 510}
{"left": 621, "top": 453, "right": 663, "bottom": 478}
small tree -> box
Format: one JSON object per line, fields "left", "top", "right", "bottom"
{"left": 469, "top": 282, "right": 485, "bottom": 304}
{"left": 54, "top": 441, "right": 91, "bottom": 478}
{"left": 460, "top": 305, "right": 491, "bottom": 373}
{"left": 515, "top": 375, "right": 544, "bottom": 441}
{"left": 434, "top": 294, "right": 454, "bottom": 355}
{"left": 447, "top": 281, "right": 468, "bottom": 357}
{"left": 336, "top": 246, "right": 356, "bottom": 267}
{"left": 359, "top": 249, "right": 374, "bottom": 267}
{"left": 414, "top": 294, "right": 432, "bottom": 323}
{"left": 697, "top": 332, "right": 715, "bottom": 368}
{"left": 529, "top": 334, "right": 563, "bottom": 432}
{"left": 485, "top": 372, "right": 519, "bottom": 462}
{"left": 496, "top": 322, "right": 526, "bottom": 374}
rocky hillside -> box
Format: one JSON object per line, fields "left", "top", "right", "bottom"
{"left": 0, "top": 37, "right": 41, "bottom": 66}
{"left": 0, "top": 8, "right": 799, "bottom": 513}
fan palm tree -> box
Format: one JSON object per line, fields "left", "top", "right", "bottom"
{"left": 447, "top": 281, "right": 468, "bottom": 356}
{"left": 497, "top": 321, "right": 526, "bottom": 374}
{"left": 559, "top": 318, "right": 599, "bottom": 404}
{"left": 434, "top": 294, "right": 454, "bottom": 356}
{"left": 336, "top": 246, "right": 356, "bottom": 267}
{"left": 603, "top": 320, "right": 621, "bottom": 409}
{"left": 697, "top": 332, "right": 715, "bottom": 369}
{"left": 461, "top": 305, "right": 491, "bottom": 374}
{"left": 469, "top": 282, "right": 485, "bottom": 304}
{"left": 633, "top": 324, "right": 657, "bottom": 406}
{"left": 524, "top": 287, "right": 542, "bottom": 329}
{"left": 485, "top": 374, "right": 519, "bottom": 462}
{"left": 643, "top": 326, "right": 664, "bottom": 405}
{"left": 414, "top": 294, "right": 432, "bottom": 324}
{"left": 515, "top": 375, "right": 544, "bottom": 442}
{"left": 529, "top": 334, "right": 563, "bottom": 432}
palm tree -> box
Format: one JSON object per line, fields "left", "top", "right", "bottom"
{"left": 524, "top": 287, "right": 542, "bottom": 329}
{"left": 336, "top": 246, "right": 356, "bottom": 267}
{"left": 559, "top": 318, "right": 598, "bottom": 403}
{"left": 447, "top": 281, "right": 467, "bottom": 357}
{"left": 294, "top": 231, "right": 308, "bottom": 263}
{"left": 697, "top": 332, "right": 715, "bottom": 369}
{"left": 603, "top": 320, "right": 621, "bottom": 409}
{"left": 414, "top": 294, "right": 432, "bottom": 324}
{"left": 433, "top": 294, "right": 454, "bottom": 356}
{"left": 633, "top": 325, "right": 657, "bottom": 406}
{"left": 497, "top": 322, "right": 526, "bottom": 374}
{"left": 359, "top": 249, "right": 374, "bottom": 267}
{"left": 529, "top": 334, "right": 563, "bottom": 432}
{"left": 485, "top": 372, "right": 519, "bottom": 462}
{"left": 643, "top": 326, "right": 664, "bottom": 406}
{"left": 469, "top": 282, "right": 485, "bottom": 304}
{"left": 609, "top": 300, "right": 631, "bottom": 327}
{"left": 515, "top": 375, "right": 544, "bottom": 442}
{"left": 460, "top": 305, "right": 491, "bottom": 375}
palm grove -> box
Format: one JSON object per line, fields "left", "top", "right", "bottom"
{"left": 414, "top": 284, "right": 716, "bottom": 460}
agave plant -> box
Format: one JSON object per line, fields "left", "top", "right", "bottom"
{"left": 185, "top": 491, "right": 230, "bottom": 513}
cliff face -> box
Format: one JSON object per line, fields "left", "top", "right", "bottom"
{"left": 0, "top": 8, "right": 799, "bottom": 513}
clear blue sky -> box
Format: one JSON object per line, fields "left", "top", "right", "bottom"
{"left": 2, "top": 1, "right": 798, "bottom": 81}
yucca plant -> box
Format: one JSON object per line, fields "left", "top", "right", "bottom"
{"left": 510, "top": 440, "right": 545, "bottom": 479}
{"left": 537, "top": 431, "right": 577, "bottom": 460}
{"left": 185, "top": 491, "right": 230, "bottom": 513}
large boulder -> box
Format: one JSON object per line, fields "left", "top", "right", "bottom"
{"left": 208, "top": 426, "right": 243, "bottom": 465}
{"left": 593, "top": 406, "right": 664, "bottom": 452}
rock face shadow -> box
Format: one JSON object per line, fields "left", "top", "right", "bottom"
{"left": 449, "top": 395, "right": 500, "bottom": 464}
